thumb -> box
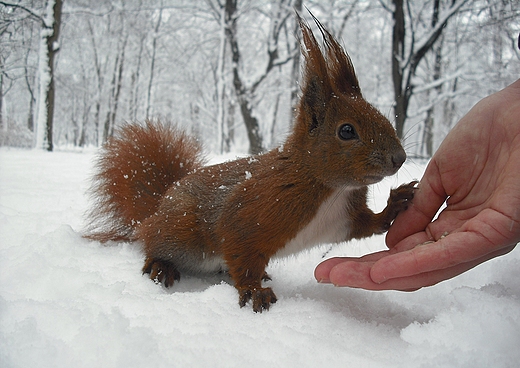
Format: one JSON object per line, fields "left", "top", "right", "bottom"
{"left": 386, "top": 164, "right": 445, "bottom": 248}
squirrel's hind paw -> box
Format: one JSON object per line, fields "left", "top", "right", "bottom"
{"left": 238, "top": 286, "right": 278, "bottom": 313}
{"left": 142, "top": 258, "right": 181, "bottom": 288}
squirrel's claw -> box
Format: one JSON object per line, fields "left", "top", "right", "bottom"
{"left": 379, "top": 180, "right": 418, "bottom": 231}
{"left": 238, "top": 286, "right": 277, "bottom": 313}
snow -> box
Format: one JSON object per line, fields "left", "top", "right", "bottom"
{"left": 1, "top": 148, "right": 519, "bottom": 368}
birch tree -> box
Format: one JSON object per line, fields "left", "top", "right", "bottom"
{"left": 0, "top": 0, "right": 62, "bottom": 150}
{"left": 35, "top": 0, "right": 63, "bottom": 151}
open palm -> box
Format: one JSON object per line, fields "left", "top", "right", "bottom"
{"left": 315, "top": 79, "right": 520, "bottom": 290}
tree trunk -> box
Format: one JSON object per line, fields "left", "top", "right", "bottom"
{"left": 224, "top": 0, "right": 263, "bottom": 154}
{"left": 270, "top": 92, "right": 282, "bottom": 147}
{"left": 226, "top": 100, "right": 235, "bottom": 151}
{"left": 27, "top": 95, "right": 35, "bottom": 132}
{"left": 0, "top": 67, "right": 3, "bottom": 130}
{"left": 23, "top": 27, "right": 37, "bottom": 132}
{"left": 216, "top": 4, "right": 227, "bottom": 153}
{"left": 443, "top": 76, "right": 458, "bottom": 130}
{"left": 222, "top": 0, "right": 294, "bottom": 154}
{"left": 102, "top": 50, "right": 119, "bottom": 143}
{"left": 78, "top": 97, "right": 89, "bottom": 147}
{"left": 103, "top": 35, "right": 127, "bottom": 142}
{"left": 87, "top": 20, "right": 102, "bottom": 145}
{"left": 130, "top": 34, "right": 145, "bottom": 121}
{"left": 422, "top": 0, "right": 442, "bottom": 157}
{"left": 391, "top": 0, "right": 467, "bottom": 140}
{"left": 289, "top": 0, "right": 303, "bottom": 127}
{"left": 146, "top": 8, "right": 163, "bottom": 119}
{"left": 24, "top": 63, "right": 36, "bottom": 132}
{"left": 391, "top": 0, "right": 406, "bottom": 139}
{"left": 36, "top": 0, "right": 63, "bottom": 151}
{"left": 109, "top": 36, "right": 126, "bottom": 138}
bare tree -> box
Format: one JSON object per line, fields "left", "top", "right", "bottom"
{"left": 389, "top": 0, "right": 468, "bottom": 140}
{"left": 145, "top": 6, "right": 163, "bottom": 119}
{"left": 1, "top": 0, "right": 62, "bottom": 150}
{"left": 0, "top": 51, "right": 5, "bottom": 130}
{"left": 129, "top": 33, "right": 146, "bottom": 122}
{"left": 23, "top": 37, "right": 36, "bottom": 132}
{"left": 421, "top": 0, "right": 443, "bottom": 157}
{"left": 288, "top": 0, "right": 302, "bottom": 122}
{"left": 102, "top": 31, "right": 127, "bottom": 142}
{"left": 218, "top": 0, "right": 295, "bottom": 154}
{"left": 86, "top": 19, "right": 104, "bottom": 145}
{"left": 2, "top": 0, "right": 518, "bottom": 153}
{"left": 36, "top": 0, "right": 63, "bottom": 151}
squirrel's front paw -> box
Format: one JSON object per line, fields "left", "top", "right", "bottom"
{"left": 238, "top": 286, "right": 277, "bottom": 313}
{"left": 381, "top": 181, "right": 418, "bottom": 230}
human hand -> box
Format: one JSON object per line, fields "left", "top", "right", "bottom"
{"left": 315, "top": 79, "right": 520, "bottom": 290}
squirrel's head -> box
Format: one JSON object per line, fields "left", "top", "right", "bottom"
{"left": 292, "top": 13, "right": 406, "bottom": 188}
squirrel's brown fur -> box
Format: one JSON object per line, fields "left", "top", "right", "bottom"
{"left": 85, "top": 14, "right": 415, "bottom": 312}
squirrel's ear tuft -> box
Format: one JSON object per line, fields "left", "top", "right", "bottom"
{"left": 296, "top": 11, "right": 362, "bottom": 134}
{"left": 298, "top": 10, "right": 361, "bottom": 97}
{"left": 297, "top": 12, "right": 329, "bottom": 90}
{"left": 297, "top": 12, "right": 333, "bottom": 133}
{"left": 308, "top": 11, "right": 361, "bottom": 96}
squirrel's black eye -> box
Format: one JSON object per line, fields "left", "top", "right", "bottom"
{"left": 338, "top": 124, "right": 357, "bottom": 140}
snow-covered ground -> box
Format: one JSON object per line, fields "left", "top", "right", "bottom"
{"left": 1, "top": 147, "right": 519, "bottom": 368}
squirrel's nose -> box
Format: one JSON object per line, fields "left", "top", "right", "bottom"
{"left": 391, "top": 149, "right": 406, "bottom": 169}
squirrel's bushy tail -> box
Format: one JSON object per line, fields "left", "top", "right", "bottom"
{"left": 84, "top": 120, "right": 204, "bottom": 242}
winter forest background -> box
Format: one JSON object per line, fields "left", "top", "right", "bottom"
{"left": 1, "top": 0, "right": 519, "bottom": 157}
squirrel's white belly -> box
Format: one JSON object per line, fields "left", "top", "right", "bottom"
{"left": 274, "top": 187, "right": 352, "bottom": 259}
{"left": 196, "top": 187, "right": 352, "bottom": 272}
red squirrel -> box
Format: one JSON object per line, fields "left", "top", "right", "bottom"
{"left": 85, "top": 14, "right": 416, "bottom": 312}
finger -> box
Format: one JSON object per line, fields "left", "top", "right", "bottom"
{"left": 314, "top": 251, "right": 391, "bottom": 283}
{"left": 372, "top": 245, "right": 515, "bottom": 290}
{"left": 328, "top": 260, "right": 377, "bottom": 288}
{"left": 314, "top": 257, "right": 348, "bottom": 283}
{"left": 386, "top": 163, "right": 447, "bottom": 248}
{"left": 328, "top": 259, "right": 466, "bottom": 291}
{"left": 390, "top": 232, "right": 433, "bottom": 253}
{"left": 315, "top": 232, "right": 432, "bottom": 285}
{"left": 326, "top": 245, "right": 514, "bottom": 291}
{"left": 325, "top": 258, "right": 420, "bottom": 290}
{"left": 372, "top": 231, "right": 509, "bottom": 284}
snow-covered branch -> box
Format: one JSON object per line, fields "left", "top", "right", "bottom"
{"left": 0, "top": 1, "right": 46, "bottom": 26}
{"left": 409, "top": 86, "right": 471, "bottom": 119}
{"left": 411, "top": 0, "right": 469, "bottom": 68}
{"left": 412, "top": 70, "right": 463, "bottom": 94}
